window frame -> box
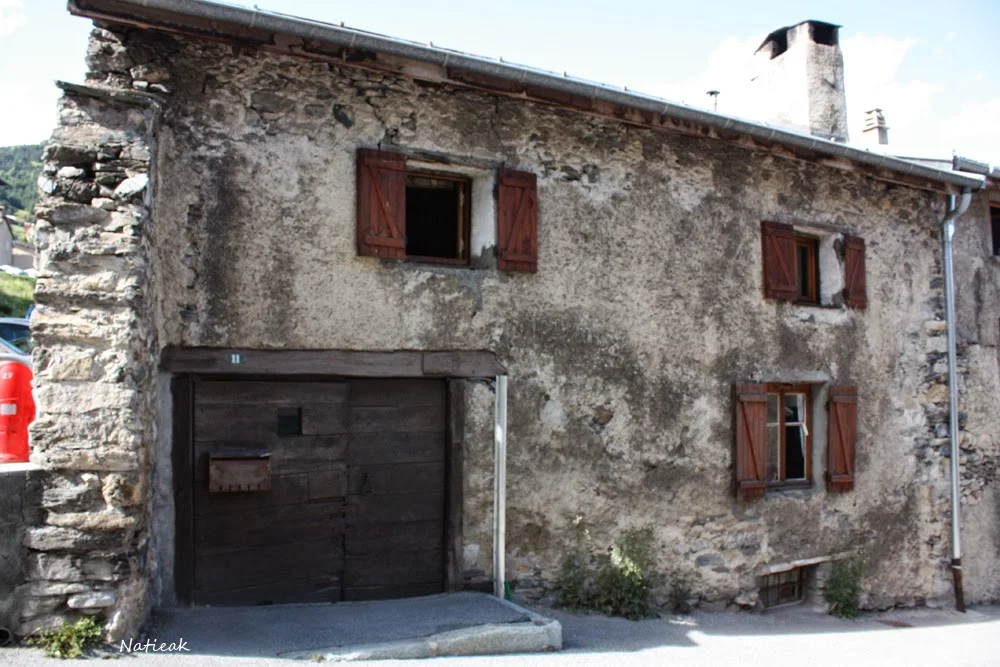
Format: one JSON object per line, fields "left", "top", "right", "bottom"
{"left": 990, "top": 205, "right": 1000, "bottom": 257}
{"left": 764, "top": 383, "right": 813, "bottom": 489}
{"left": 792, "top": 235, "right": 820, "bottom": 305}
{"left": 402, "top": 167, "right": 472, "bottom": 267}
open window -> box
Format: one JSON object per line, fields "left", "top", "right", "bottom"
{"left": 735, "top": 383, "right": 857, "bottom": 500}
{"left": 356, "top": 148, "right": 537, "bottom": 272}
{"left": 404, "top": 172, "right": 470, "bottom": 265}
{"left": 761, "top": 221, "right": 866, "bottom": 309}
{"left": 765, "top": 384, "right": 811, "bottom": 486}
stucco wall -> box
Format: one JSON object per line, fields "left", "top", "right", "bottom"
{"left": 951, "top": 192, "right": 1000, "bottom": 602}
{"left": 136, "top": 31, "right": 985, "bottom": 610}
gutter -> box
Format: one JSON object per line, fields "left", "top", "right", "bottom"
{"left": 68, "top": 0, "right": 982, "bottom": 192}
{"left": 941, "top": 188, "right": 972, "bottom": 612}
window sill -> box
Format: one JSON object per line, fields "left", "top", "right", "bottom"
{"left": 767, "top": 481, "right": 812, "bottom": 491}
{"left": 404, "top": 255, "right": 471, "bottom": 267}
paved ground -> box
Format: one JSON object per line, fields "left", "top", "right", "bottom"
{"left": 2, "top": 602, "right": 998, "bottom": 665}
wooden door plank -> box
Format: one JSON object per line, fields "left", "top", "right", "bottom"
{"left": 348, "top": 432, "right": 446, "bottom": 465}
{"left": 196, "top": 500, "right": 345, "bottom": 549}
{"left": 195, "top": 381, "right": 348, "bottom": 405}
{"left": 350, "top": 405, "right": 446, "bottom": 433}
{"left": 194, "top": 538, "right": 343, "bottom": 592}
{"left": 346, "top": 463, "right": 445, "bottom": 496}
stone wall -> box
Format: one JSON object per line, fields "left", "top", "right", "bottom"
{"left": 949, "top": 192, "right": 1000, "bottom": 603}
{"left": 0, "top": 464, "right": 41, "bottom": 635}
{"left": 20, "top": 25, "right": 162, "bottom": 639}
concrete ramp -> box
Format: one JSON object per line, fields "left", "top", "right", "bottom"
{"left": 150, "top": 592, "right": 561, "bottom": 661}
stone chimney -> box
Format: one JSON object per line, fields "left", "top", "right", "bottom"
{"left": 861, "top": 109, "right": 888, "bottom": 146}
{"left": 751, "top": 20, "right": 850, "bottom": 143}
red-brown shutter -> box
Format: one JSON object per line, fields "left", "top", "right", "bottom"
{"left": 761, "top": 221, "right": 797, "bottom": 301}
{"left": 497, "top": 168, "right": 538, "bottom": 273}
{"left": 734, "top": 384, "right": 767, "bottom": 500}
{"left": 843, "top": 235, "right": 867, "bottom": 309}
{"left": 356, "top": 148, "right": 406, "bottom": 259}
{"left": 827, "top": 385, "right": 857, "bottom": 492}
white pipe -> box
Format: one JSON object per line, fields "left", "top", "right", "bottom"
{"left": 493, "top": 375, "right": 508, "bottom": 598}
{"left": 941, "top": 188, "right": 971, "bottom": 612}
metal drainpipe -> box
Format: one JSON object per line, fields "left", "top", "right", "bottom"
{"left": 942, "top": 187, "right": 971, "bottom": 612}
{"left": 493, "top": 375, "right": 508, "bottom": 598}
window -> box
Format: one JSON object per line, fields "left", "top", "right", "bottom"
{"left": 793, "top": 237, "right": 818, "bottom": 303}
{"left": 760, "top": 567, "right": 805, "bottom": 608}
{"left": 404, "top": 172, "right": 470, "bottom": 265}
{"left": 765, "top": 385, "right": 811, "bottom": 485}
{"left": 734, "top": 383, "right": 857, "bottom": 500}
{"left": 356, "top": 148, "right": 538, "bottom": 272}
{"left": 991, "top": 206, "right": 1000, "bottom": 256}
{"left": 761, "top": 221, "right": 866, "bottom": 309}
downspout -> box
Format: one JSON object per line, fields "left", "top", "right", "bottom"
{"left": 941, "top": 187, "right": 971, "bottom": 612}
{"left": 493, "top": 375, "right": 508, "bottom": 598}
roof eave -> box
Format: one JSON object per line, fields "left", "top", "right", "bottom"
{"left": 68, "top": 0, "right": 982, "bottom": 194}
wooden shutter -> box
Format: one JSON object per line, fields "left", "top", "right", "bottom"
{"left": 842, "top": 235, "right": 867, "bottom": 309}
{"left": 761, "top": 221, "right": 797, "bottom": 301}
{"left": 734, "top": 384, "right": 767, "bottom": 500}
{"left": 356, "top": 148, "right": 406, "bottom": 259}
{"left": 827, "top": 385, "right": 857, "bottom": 492}
{"left": 497, "top": 169, "right": 538, "bottom": 273}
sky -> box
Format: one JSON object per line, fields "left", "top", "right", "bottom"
{"left": 1, "top": 0, "right": 998, "bottom": 164}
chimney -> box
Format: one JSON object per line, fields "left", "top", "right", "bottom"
{"left": 751, "top": 20, "right": 850, "bottom": 143}
{"left": 862, "top": 109, "right": 888, "bottom": 146}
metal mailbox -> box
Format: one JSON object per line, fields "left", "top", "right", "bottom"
{"left": 208, "top": 452, "right": 271, "bottom": 493}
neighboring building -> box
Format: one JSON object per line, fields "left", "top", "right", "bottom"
{"left": 0, "top": 209, "right": 13, "bottom": 267}
{"left": 7, "top": 1, "right": 998, "bottom": 639}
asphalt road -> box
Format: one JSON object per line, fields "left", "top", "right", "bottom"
{"left": 3, "top": 603, "right": 998, "bottom": 666}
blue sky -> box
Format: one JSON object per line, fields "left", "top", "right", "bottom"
{"left": 1, "top": 0, "right": 998, "bottom": 162}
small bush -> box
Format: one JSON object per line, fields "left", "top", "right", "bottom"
{"left": 556, "top": 520, "right": 661, "bottom": 620}
{"left": 28, "top": 617, "right": 104, "bottom": 659}
{"left": 824, "top": 559, "right": 864, "bottom": 619}
{"left": 592, "top": 527, "right": 659, "bottom": 619}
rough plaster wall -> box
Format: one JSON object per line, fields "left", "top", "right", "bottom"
{"left": 130, "top": 30, "right": 985, "bottom": 612}
{"left": 950, "top": 193, "right": 1000, "bottom": 602}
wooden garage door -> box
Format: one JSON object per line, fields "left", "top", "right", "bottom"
{"left": 189, "top": 378, "right": 447, "bottom": 605}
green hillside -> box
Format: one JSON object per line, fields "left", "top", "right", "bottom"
{"left": 0, "top": 143, "right": 45, "bottom": 221}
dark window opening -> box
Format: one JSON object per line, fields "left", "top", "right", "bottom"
{"left": 794, "top": 236, "right": 819, "bottom": 303}
{"left": 760, "top": 567, "right": 805, "bottom": 608}
{"left": 991, "top": 207, "right": 1000, "bottom": 256}
{"left": 405, "top": 173, "right": 470, "bottom": 264}
{"left": 276, "top": 408, "right": 302, "bottom": 436}
{"left": 810, "top": 23, "right": 839, "bottom": 47}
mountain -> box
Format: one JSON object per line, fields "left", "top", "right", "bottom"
{"left": 0, "top": 143, "right": 45, "bottom": 221}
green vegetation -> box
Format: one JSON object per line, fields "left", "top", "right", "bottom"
{"left": 0, "top": 143, "right": 45, "bottom": 220}
{"left": 824, "top": 559, "right": 864, "bottom": 619}
{"left": 28, "top": 617, "right": 104, "bottom": 659}
{"left": 556, "top": 518, "right": 662, "bottom": 620}
{"left": 0, "top": 273, "right": 35, "bottom": 317}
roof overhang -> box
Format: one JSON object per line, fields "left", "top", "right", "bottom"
{"left": 68, "top": 0, "right": 982, "bottom": 195}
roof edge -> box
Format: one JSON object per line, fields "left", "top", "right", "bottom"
{"left": 68, "top": 0, "right": 982, "bottom": 193}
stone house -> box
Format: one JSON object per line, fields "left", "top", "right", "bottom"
{"left": 5, "top": 0, "right": 998, "bottom": 639}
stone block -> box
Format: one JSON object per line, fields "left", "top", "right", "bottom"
{"left": 23, "top": 526, "right": 124, "bottom": 553}
{"left": 39, "top": 203, "right": 110, "bottom": 226}
{"left": 113, "top": 174, "right": 148, "bottom": 200}
{"left": 67, "top": 590, "right": 116, "bottom": 609}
